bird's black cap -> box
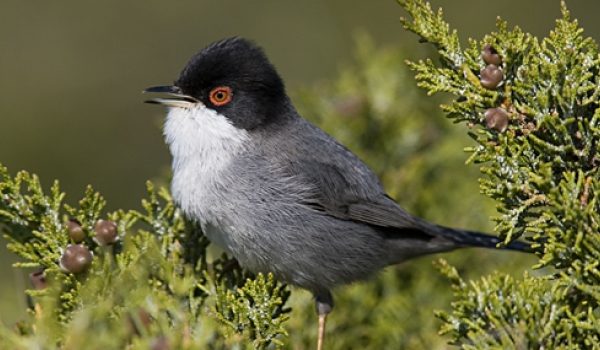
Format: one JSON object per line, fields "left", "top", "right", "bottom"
{"left": 146, "top": 37, "right": 289, "bottom": 130}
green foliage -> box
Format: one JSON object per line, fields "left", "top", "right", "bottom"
{"left": 0, "top": 164, "right": 290, "bottom": 349}
{"left": 436, "top": 259, "right": 598, "bottom": 349}
{"left": 400, "top": 0, "right": 600, "bottom": 347}
{"left": 8, "top": 1, "right": 597, "bottom": 346}
{"left": 215, "top": 273, "right": 290, "bottom": 348}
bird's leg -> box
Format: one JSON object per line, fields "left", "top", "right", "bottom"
{"left": 317, "top": 314, "right": 327, "bottom": 350}
{"left": 315, "top": 291, "right": 334, "bottom": 350}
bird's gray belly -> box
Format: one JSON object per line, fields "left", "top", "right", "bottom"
{"left": 200, "top": 218, "right": 271, "bottom": 274}
{"left": 173, "top": 162, "right": 388, "bottom": 292}
{"left": 199, "top": 202, "right": 390, "bottom": 293}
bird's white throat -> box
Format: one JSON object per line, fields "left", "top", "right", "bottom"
{"left": 163, "top": 104, "right": 249, "bottom": 220}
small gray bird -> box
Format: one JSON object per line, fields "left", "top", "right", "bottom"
{"left": 145, "top": 37, "right": 528, "bottom": 349}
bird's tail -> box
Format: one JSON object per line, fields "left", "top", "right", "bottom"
{"left": 434, "top": 225, "right": 532, "bottom": 252}
{"left": 384, "top": 220, "right": 532, "bottom": 266}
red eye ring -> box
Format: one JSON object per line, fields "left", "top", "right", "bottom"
{"left": 209, "top": 86, "right": 233, "bottom": 106}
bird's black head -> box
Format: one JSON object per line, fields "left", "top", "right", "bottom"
{"left": 146, "top": 37, "right": 288, "bottom": 130}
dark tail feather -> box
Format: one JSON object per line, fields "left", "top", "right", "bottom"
{"left": 439, "top": 226, "right": 532, "bottom": 253}
{"left": 383, "top": 222, "right": 532, "bottom": 265}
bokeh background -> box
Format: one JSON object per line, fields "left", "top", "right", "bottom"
{"left": 1, "top": 0, "right": 600, "bottom": 347}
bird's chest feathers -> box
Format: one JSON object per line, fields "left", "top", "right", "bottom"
{"left": 163, "top": 105, "right": 249, "bottom": 222}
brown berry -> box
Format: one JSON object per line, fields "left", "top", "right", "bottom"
{"left": 60, "top": 244, "right": 93, "bottom": 274}
{"left": 482, "top": 44, "right": 502, "bottom": 66}
{"left": 484, "top": 108, "right": 509, "bottom": 132}
{"left": 67, "top": 218, "right": 85, "bottom": 243}
{"left": 29, "top": 270, "right": 47, "bottom": 290}
{"left": 94, "top": 219, "right": 118, "bottom": 246}
{"left": 480, "top": 65, "right": 504, "bottom": 89}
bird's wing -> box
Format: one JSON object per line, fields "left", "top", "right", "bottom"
{"left": 282, "top": 158, "right": 423, "bottom": 230}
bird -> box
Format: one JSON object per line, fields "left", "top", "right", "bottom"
{"left": 144, "top": 37, "right": 529, "bottom": 349}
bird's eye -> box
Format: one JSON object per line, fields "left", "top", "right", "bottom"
{"left": 209, "top": 86, "right": 233, "bottom": 106}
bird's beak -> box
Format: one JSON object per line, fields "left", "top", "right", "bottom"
{"left": 143, "top": 85, "right": 198, "bottom": 108}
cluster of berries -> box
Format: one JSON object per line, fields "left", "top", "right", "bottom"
{"left": 480, "top": 44, "right": 509, "bottom": 133}
{"left": 60, "top": 219, "right": 118, "bottom": 273}
{"left": 28, "top": 220, "right": 171, "bottom": 349}
{"left": 29, "top": 218, "right": 119, "bottom": 290}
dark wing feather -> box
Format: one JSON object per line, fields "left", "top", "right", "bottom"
{"left": 283, "top": 158, "right": 425, "bottom": 231}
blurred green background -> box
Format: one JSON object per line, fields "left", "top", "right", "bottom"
{"left": 1, "top": 0, "right": 600, "bottom": 346}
